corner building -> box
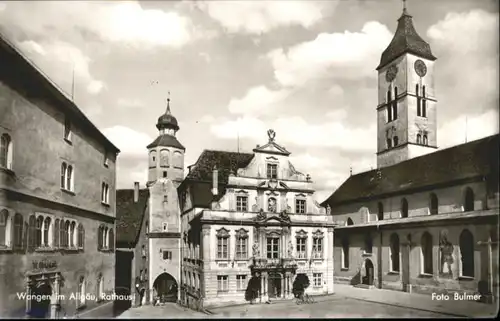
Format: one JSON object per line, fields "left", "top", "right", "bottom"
{"left": 179, "top": 130, "right": 335, "bottom": 309}
{"left": 0, "top": 34, "right": 120, "bottom": 318}
{"left": 322, "top": 7, "right": 499, "bottom": 304}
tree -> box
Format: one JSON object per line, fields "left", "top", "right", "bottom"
{"left": 292, "top": 274, "right": 310, "bottom": 298}
{"left": 245, "top": 276, "right": 261, "bottom": 303}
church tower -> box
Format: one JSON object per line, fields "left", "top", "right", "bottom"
{"left": 376, "top": 3, "right": 438, "bottom": 168}
{"left": 147, "top": 95, "right": 185, "bottom": 187}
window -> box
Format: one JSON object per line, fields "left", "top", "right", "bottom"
{"left": 421, "top": 232, "right": 433, "bottom": 274}
{"left": 459, "top": 229, "right": 475, "bottom": 278}
{"left": 312, "top": 236, "right": 323, "bottom": 259}
{"left": 217, "top": 275, "right": 228, "bottom": 292}
{"left": 103, "top": 152, "right": 109, "bottom": 167}
{"left": 236, "top": 235, "right": 248, "bottom": 260}
{"left": 417, "top": 134, "right": 422, "bottom": 144}
{"left": 78, "top": 277, "right": 86, "bottom": 307}
{"left": 101, "top": 183, "right": 109, "bottom": 204}
{"left": 416, "top": 84, "right": 421, "bottom": 116}
{"left": 429, "top": 193, "right": 438, "bottom": 215}
{"left": 43, "top": 217, "right": 51, "bottom": 247}
{"left": 149, "top": 150, "right": 157, "bottom": 168}
{"left": 97, "top": 274, "right": 104, "bottom": 299}
{"left": 313, "top": 273, "right": 322, "bottom": 287}
{"left": 109, "top": 229, "right": 114, "bottom": 251}
{"left": 236, "top": 275, "right": 247, "bottom": 291}
{"left": 266, "top": 237, "right": 279, "bottom": 259}
{"left": 64, "top": 116, "right": 72, "bottom": 141}
{"left": 464, "top": 187, "right": 474, "bottom": 212}
{"left": 236, "top": 196, "right": 248, "bottom": 212}
{"left": 390, "top": 233, "right": 400, "bottom": 272}
{"left": 28, "top": 216, "right": 36, "bottom": 250}
{"left": 70, "top": 221, "right": 76, "bottom": 247}
{"left": 103, "top": 226, "right": 109, "bottom": 249}
{"left": 377, "top": 202, "right": 384, "bottom": 221}
{"left": 60, "top": 220, "right": 66, "bottom": 248}
{"left": 295, "top": 199, "right": 306, "bottom": 214}
{"left": 387, "top": 105, "right": 392, "bottom": 122}
{"left": 422, "top": 85, "right": 427, "bottom": 117}
{"left": 77, "top": 224, "right": 84, "bottom": 249}
{"left": 296, "top": 237, "right": 307, "bottom": 259}
{"left": 98, "top": 226, "right": 103, "bottom": 250}
{"left": 386, "top": 138, "right": 392, "bottom": 149}
{"left": 160, "top": 149, "right": 169, "bottom": 167}
{"left": 364, "top": 235, "right": 373, "bottom": 254}
{"left": 163, "top": 250, "right": 172, "bottom": 260}
{"left": 173, "top": 151, "right": 183, "bottom": 169}
{"left": 267, "top": 163, "right": 278, "bottom": 179}
{"left": 392, "top": 87, "right": 398, "bottom": 120}
{"left": 61, "top": 162, "right": 74, "bottom": 192}
{"left": 0, "top": 133, "right": 12, "bottom": 169}
{"left": 54, "top": 219, "right": 60, "bottom": 248}
{"left": 341, "top": 237, "right": 349, "bottom": 269}
{"left": 0, "top": 209, "right": 8, "bottom": 247}
{"left": 393, "top": 136, "right": 399, "bottom": 147}
{"left": 423, "top": 135, "right": 428, "bottom": 145}
{"left": 387, "top": 88, "right": 392, "bottom": 103}
{"left": 35, "top": 216, "right": 43, "bottom": 248}
{"left": 217, "top": 235, "right": 229, "bottom": 259}
{"left": 346, "top": 218, "right": 353, "bottom": 226}
{"left": 14, "top": 213, "right": 23, "bottom": 249}
{"left": 401, "top": 198, "right": 408, "bottom": 218}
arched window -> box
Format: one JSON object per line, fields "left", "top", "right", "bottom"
{"left": 98, "top": 226, "right": 103, "bottom": 250}
{"left": 393, "top": 136, "right": 399, "bottom": 147}
{"left": 70, "top": 221, "right": 76, "bottom": 247}
{"left": 346, "top": 218, "right": 354, "bottom": 226}
{"left": 160, "top": 149, "right": 169, "bottom": 167}
{"left": 66, "top": 165, "right": 73, "bottom": 191}
{"left": 393, "top": 87, "right": 398, "bottom": 120}
{"left": 101, "top": 182, "right": 106, "bottom": 202}
{"left": 78, "top": 224, "right": 85, "bottom": 249}
{"left": 422, "top": 86, "right": 427, "bottom": 117}
{"left": 421, "top": 232, "right": 433, "bottom": 274}
{"left": 149, "top": 150, "right": 157, "bottom": 168}
{"left": 35, "top": 216, "right": 43, "bottom": 248}
{"left": 0, "top": 134, "right": 12, "bottom": 169}
{"left": 416, "top": 84, "right": 421, "bottom": 116}
{"left": 401, "top": 198, "right": 408, "bottom": 218}
{"left": 387, "top": 106, "right": 392, "bottom": 122}
{"left": 423, "top": 135, "right": 428, "bottom": 145}
{"left": 464, "top": 187, "right": 474, "bottom": 211}
{"left": 78, "top": 277, "right": 86, "bottom": 306}
{"left": 173, "top": 151, "right": 183, "bottom": 168}
{"left": 390, "top": 233, "right": 400, "bottom": 272}
{"left": 28, "top": 215, "right": 36, "bottom": 251}
{"left": 109, "top": 229, "right": 114, "bottom": 251}
{"left": 341, "top": 237, "right": 349, "bottom": 269}
{"left": 387, "top": 138, "right": 392, "bottom": 149}
{"left": 364, "top": 235, "right": 373, "bottom": 254}
{"left": 43, "top": 217, "right": 51, "bottom": 247}
{"left": 59, "top": 220, "right": 65, "bottom": 248}
{"left": 14, "top": 213, "right": 23, "bottom": 249}
{"left": 377, "top": 202, "right": 384, "bottom": 221}
{"left": 417, "top": 134, "right": 422, "bottom": 144}
{"left": 459, "top": 229, "right": 475, "bottom": 278}
{"left": 61, "top": 162, "right": 67, "bottom": 189}
{"left": 387, "top": 88, "right": 392, "bottom": 103}
{"left": 0, "top": 209, "right": 9, "bottom": 247}
{"left": 54, "top": 219, "right": 60, "bottom": 248}
{"left": 64, "top": 221, "right": 70, "bottom": 248}
{"left": 429, "top": 193, "right": 438, "bottom": 215}
{"left": 103, "top": 227, "right": 109, "bottom": 248}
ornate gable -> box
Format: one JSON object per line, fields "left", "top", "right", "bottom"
{"left": 253, "top": 129, "right": 291, "bottom": 156}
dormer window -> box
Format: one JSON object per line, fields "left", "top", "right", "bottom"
{"left": 267, "top": 163, "right": 278, "bottom": 179}
{"left": 295, "top": 199, "right": 306, "bottom": 214}
{"left": 64, "top": 115, "right": 72, "bottom": 142}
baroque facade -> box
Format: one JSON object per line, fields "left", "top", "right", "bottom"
{"left": 0, "top": 34, "right": 120, "bottom": 318}
{"left": 321, "top": 7, "right": 499, "bottom": 304}
{"left": 178, "top": 130, "right": 335, "bottom": 309}
{"left": 115, "top": 98, "right": 183, "bottom": 310}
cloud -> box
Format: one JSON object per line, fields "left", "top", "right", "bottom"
{"left": 210, "top": 116, "right": 267, "bottom": 139}
{"left": 0, "top": 1, "right": 197, "bottom": 49}
{"left": 267, "top": 21, "right": 394, "bottom": 87}
{"left": 16, "top": 39, "right": 105, "bottom": 95}
{"left": 198, "top": 115, "right": 216, "bottom": 123}
{"left": 102, "top": 126, "right": 153, "bottom": 158}
{"left": 228, "top": 86, "right": 291, "bottom": 115}
{"left": 117, "top": 98, "right": 145, "bottom": 109}
{"left": 197, "top": 1, "right": 330, "bottom": 34}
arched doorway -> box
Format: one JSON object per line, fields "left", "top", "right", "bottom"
{"left": 29, "top": 282, "right": 52, "bottom": 318}
{"left": 363, "top": 259, "right": 374, "bottom": 286}
{"left": 153, "top": 273, "right": 178, "bottom": 303}
{"left": 268, "top": 272, "right": 282, "bottom": 298}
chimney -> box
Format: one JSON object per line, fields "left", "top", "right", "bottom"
{"left": 134, "top": 182, "right": 139, "bottom": 203}
{"left": 212, "top": 165, "right": 218, "bottom": 196}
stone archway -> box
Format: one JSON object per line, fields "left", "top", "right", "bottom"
{"left": 268, "top": 272, "right": 282, "bottom": 299}
{"left": 363, "top": 259, "right": 374, "bottom": 286}
{"left": 29, "top": 281, "right": 52, "bottom": 319}
{"left": 153, "top": 273, "right": 178, "bottom": 303}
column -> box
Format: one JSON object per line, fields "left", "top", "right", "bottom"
{"left": 202, "top": 226, "right": 211, "bottom": 299}
{"left": 25, "top": 277, "right": 32, "bottom": 318}
{"left": 51, "top": 274, "right": 60, "bottom": 318}
{"left": 281, "top": 275, "right": 285, "bottom": 299}
{"left": 260, "top": 274, "right": 264, "bottom": 303}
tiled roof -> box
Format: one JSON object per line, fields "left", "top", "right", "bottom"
{"left": 322, "top": 134, "right": 499, "bottom": 207}
{"left": 147, "top": 134, "right": 185, "bottom": 150}
{"left": 377, "top": 10, "right": 436, "bottom": 70}
{"left": 116, "top": 189, "right": 149, "bottom": 246}
{"left": 180, "top": 150, "right": 254, "bottom": 208}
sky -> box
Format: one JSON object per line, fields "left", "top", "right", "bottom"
{"left": 0, "top": 0, "right": 498, "bottom": 202}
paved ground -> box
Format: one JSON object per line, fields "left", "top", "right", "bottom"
{"left": 207, "top": 295, "right": 451, "bottom": 319}
{"left": 115, "top": 303, "right": 206, "bottom": 319}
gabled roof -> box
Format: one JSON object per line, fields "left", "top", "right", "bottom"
{"left": 147, "top": 134, "right": 185, "bottom": 150}
{"left": 322, "top": 134, "right": 499, "bottom": 207}
{"left": 116, "top": 189, "right": 149, "bottom": 246}
{"left": 179, "top": 150, "right": 254, "bottom": 208}
{"left": 253, "top": 141, "right": 291, "bottom": 156}
{"left": 376, "top": 9, "right": 436, "bottom": 70}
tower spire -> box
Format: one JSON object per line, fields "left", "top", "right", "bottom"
{"left": 166, "top": 91, "right": 171, "bottom": 114}
{"left": 402, "top": 0, "right": 408, "bottom": 15}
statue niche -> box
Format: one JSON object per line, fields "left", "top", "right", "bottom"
{"left": 439, "top": 230, "right": 454, "bottom": 277}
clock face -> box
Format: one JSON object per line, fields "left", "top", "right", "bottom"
{"left": 414, "top": 59, "right": 427, "bottom": 77}
{"left": 385, "top": 65, "right": 398, "bottom": 82}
